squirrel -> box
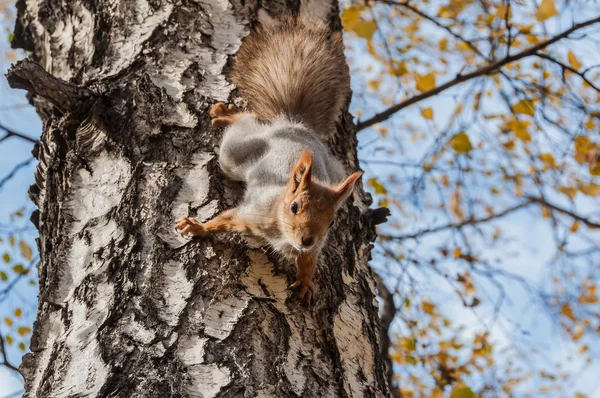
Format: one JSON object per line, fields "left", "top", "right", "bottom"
{"left": 176, "top": 17, "right": 361, "bottom": 305}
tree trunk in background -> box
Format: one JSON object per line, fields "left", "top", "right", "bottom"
{"left": 9, "top": 0, "right": 389, "bottom": 396}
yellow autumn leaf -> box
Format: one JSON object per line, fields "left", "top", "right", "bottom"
{"left": 341, "top": 6, "right": 363, "bottom": 28}
{"left": 352, "top": 20, "right": 377, "bottom": 40}
{"left": 389, "top": 60, "right": 408, "bottom": 76}
{"left": 514, "top": 99, "right": 535, "bottom": 116}
{"left": 579, "top": 294, "right": 598, "bottom": 304}
{"left": 536, "top": 0, "right": 559, "bottom": 21}
{"left": 9, "top": 235, "right": 15, "bottom": 247}
{"left": 416, "top": 72, "right": 436, "bottom": 92}
{"left": 18, "top": 326, "right": 32, "bottom": 336}
{"left": 439, "top": 38, "right": 448, "bottom": 51}
{"left": 19, "top": 240, "right": 33, "bottom": 261}
{"left": 503, "top": 139, "right": 515, "bottom": 151}
{"left": 421, "top": 300, "right": 436, "bottom": 315}
{"left": 539, "top": 153, "right": 555, "bottom": 166}
{"left": 450, "top": 384, "right": 475, "bottom": 398}
{"left": 367, "top": 177, "right": 387, "bottom": 194}
{"left": 5, "top": 335, "right": 13, "bottom": 345}
{"left": 14, "top": 308, "right": 23, "bottom": 318}
{"left": 570, "top": 221, "right": 580, "bottom": 233}
{"left": 542, "top": 206, "right": 552, "bottom": 219}
{"left": 449, "top": 131, "right": 474, "bottom": 153}
{"left": 572, "top": 324, "right": 584, "bottom": 341}
{"left": 579, "top": 182, "right": 600, "bottom": 197}
{"left": 421, "top": 107, "right": 434, "bottom": 120}
{"left": 18, "top": 342, "right": 26, "bottom": 352}
{"left": 561, "top": 304, "right": 576, "bottom": 322}
{"left": 507, "top": 120, "right": 532, "bottom": 142}
{"left": 574, "top": 136, "right": 592, "bottom": 153}
{"left": 4, "top": 317, "right": 13, "bottom": 327}
{"left": 558, "top": 186, "right": 577, "bottom": 200}
{"left": 568, "top": 51, "right": 582, "bottom": 70}
{"left": 368, "top": 80, "right": 380, "bottom": 91}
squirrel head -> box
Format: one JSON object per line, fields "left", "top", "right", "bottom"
{"left": 279, "top": 151, "right": 362, "bottom": 252}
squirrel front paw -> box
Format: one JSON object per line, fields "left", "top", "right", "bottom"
{"left": 210, "top": 102, "right": 238, "bottom": 127}
{"left": 290, "top": 277, "right": 315, "bottom": 306}
{"left": 176, "top": 217, "right": 206, "bottom": 237}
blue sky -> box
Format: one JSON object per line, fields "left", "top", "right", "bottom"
{"left": 1, "top": 3, "right": 600, "bottom": 397}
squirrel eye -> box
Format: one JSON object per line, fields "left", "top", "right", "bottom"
{"left": 329, "top": 219, "right": 335, "bottom": 228}
{"left": 290, "top": 202, "right": 299, "bottom": 214}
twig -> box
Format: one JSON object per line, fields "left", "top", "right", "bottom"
{"left": 0, "top": 334, "right": 19, "bottom": 373}
{"left": 535, "top": 52, "right": 600, "bottom": 93}
{"left": 528, "top": 196, "right": 600, "bottom": 229}
{"left": 356, "top": 16, "right": 600, "bottom": 131}
{"left": 0, "top": 123, "right": 37, "bottom": 144}
{"left": 386, "top": 201, "right": 533, "bottom": 240}
{"left": 0, "top": 158, "right": 35, "bottom": 192}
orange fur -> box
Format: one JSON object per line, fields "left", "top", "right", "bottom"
{"left": 176, "top": 210, "right": 249, "bottom": 236}
{"left": 209, "top": 102, "right": 255, "bottom": 127}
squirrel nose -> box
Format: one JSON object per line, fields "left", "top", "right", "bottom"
{"left": 301, "top": 236, "right": 314, "bottom": 247}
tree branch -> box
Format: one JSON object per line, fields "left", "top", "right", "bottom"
{"left": 356, "top": 16, "right": 600, "bottom": 131}
{"left": 385, "top": 0, "right": 485, "bottom": 59}
{"left": 386, "top": 201, "right": 533, "bottom": 240}
{"left": 373, "top": 272, "right": 400, "bottom": 398}
{"left": 0, "top": 123, "right": 37, "bottom": 144}
{"left": 0, "top": 334, "right": 19, "bottom": 373}
{"left": 535, "top": 52, "right": 600, "bottom": 93}
{"left": 528, "top": 196, "right": 600, "bottom": 229}
{"left": 0, "top": 157, "right": 35, "bottom": 191}
{"left": 6, "top": 59, "right": 96, "bottom": 113}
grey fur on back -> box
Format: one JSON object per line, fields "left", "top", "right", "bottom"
{"left": 218, "top": 115, "right": 345, "bottom": 238}
{"left": 219, "top": 115, "right": 345, "bottom": 186}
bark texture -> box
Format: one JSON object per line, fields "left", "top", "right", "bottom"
{"left": 10, "top": 0, "right": 389, "bottom": 397}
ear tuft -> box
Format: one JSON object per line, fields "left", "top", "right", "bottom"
{"left": 334, "top": 171, "right": 362, "bottom": 205}
{"left": 289, "top": 151, "right": 313, "bottom": 192}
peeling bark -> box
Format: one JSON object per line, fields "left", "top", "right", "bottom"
{"left": 10, "top": 0, "right": 389, "bottom": 397}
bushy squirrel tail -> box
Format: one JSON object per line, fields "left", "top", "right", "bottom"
{"left": 232, "top": 17, "right": 351, "bottom": 136}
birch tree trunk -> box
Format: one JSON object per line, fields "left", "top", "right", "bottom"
{"left": 8, "top": 0, "right": 390, "bottom": 397}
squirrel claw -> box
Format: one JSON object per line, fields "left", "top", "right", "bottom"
{"left": 290, "top": 279, "right": 315, "bottom": 306}
{"left": 175, "top": 216, "right": 205, "bottom": 237}
{"left": 210, "top": 102, "right": 238, "bottom": 127}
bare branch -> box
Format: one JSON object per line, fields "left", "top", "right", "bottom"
{"left": 386, "top": 201, "right": 533, "bottom": 240}
{"left": 528, "top": 196, "right": 600, "bottom": 229}
{"left": 0, "top": 123, "right": 37, "bottom": 144}
{"left": 373, "top": 271, "right": 400, "bottom": 398}
{"left": 385, "top": 0, "right": 485, "bottom": 59}
{"left": 0, "top": 157, "right": 35, "bottom": 191}
{"left": 535, "top": 52, "right": 600, "bottom": 93}
{"left": 6, "top": 59, "right": 97, "bottom": 113}
{"left": 356, "top": 16, "right": 600, "bottom": 131}
{"left": 0, "top": 334, "right": 19, "bottom": 373}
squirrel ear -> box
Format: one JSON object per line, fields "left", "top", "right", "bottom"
{"left": 289, "top": 151, "right": 313, "bottom": 192}
{"left": 333, "top": 172, "right": 362, "bottom": 205}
